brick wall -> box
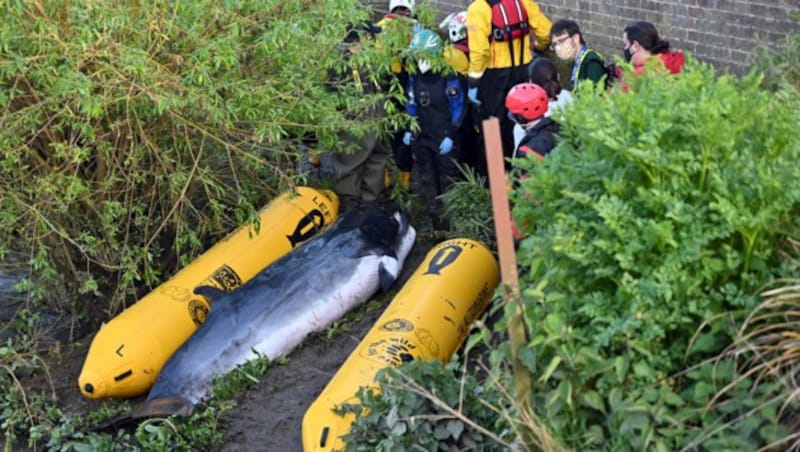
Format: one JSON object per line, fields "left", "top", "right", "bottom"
{"left": 412, "top": 0, "right": 800, "bottom": 74}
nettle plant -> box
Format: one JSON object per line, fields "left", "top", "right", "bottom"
{"left": 511, "top": 58, "right": 800, "bottom": 448}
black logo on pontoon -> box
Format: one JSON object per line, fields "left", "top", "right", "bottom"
{"left": 362, "top": 337, "right": 417, "bottom": 367}
{"left": 380, "top": 318, "right": 414, "bottom": 332}
{"left": 210, "top": 264, "right": 242, "bottom": 292}
{"left": 188, "top": 299, "right": 209, "bottom": 326}
{"left": 424, "top": 245, "right": 462, "bottom": 275}
{"left": 287, "top": 209, "right": 325, "bottom": 248}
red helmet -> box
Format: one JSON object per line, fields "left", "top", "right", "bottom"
{"left": 505, "top": 83, "right": 549, "bottom": 122}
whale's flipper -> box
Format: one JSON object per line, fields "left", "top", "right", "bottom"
{"left": 378, "top": 255, "right": 401, "bottom": 291}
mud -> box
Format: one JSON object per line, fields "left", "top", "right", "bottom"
{"left": 219, "top": 234, "right": 433, "bottom": 451}
{"left": 16, "top": 232, "right": 436, "bottom": 451}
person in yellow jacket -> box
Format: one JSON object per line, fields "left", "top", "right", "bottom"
{"left": 466, "top": 0, "right": 551, "bottom": 160}
{"left": 441, "top": 11, "right": 470, "bottom": 76}
{"left": 441, "top": 11, "right": 486, "bottom": 177}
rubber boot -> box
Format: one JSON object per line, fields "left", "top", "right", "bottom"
{"left": 398, "top": 171, "right": 411, "bottom": 191}
{"left": 307, "top": 149, "right": 321, "bottom": 166}
{"left": 384, "top": 168, "right": 392, "bottom": 189}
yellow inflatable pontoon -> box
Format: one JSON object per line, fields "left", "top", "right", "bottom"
{"left": 302, "top": 238, "right": 500, "bottom": 451}
{"left": 78, "top": 187, "right": 338, "bottom": 399}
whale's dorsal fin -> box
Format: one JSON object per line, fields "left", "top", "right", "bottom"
{"left": 194, "top": 285, "right": 227, "bottom": 303}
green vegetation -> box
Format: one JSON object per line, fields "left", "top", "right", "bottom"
{"left": 0, "top": 0, "right": 416, "bottom": 448}
{"left": 0, "top": 0, "right": 406, "bottom": 317}
{"left": 348, "top": 47, "right": 800, "bottom": 449}
{"left": 440, "top": 162, "right": 495, "bottom": 247}
{"left": 511, "top": 56, "right": 800, "bottom": 448}
{"left": 2, "top": 0, "right": 799, "bottom": 449}
{"left": 341, "top": 358, "right": 517, "bottom": 451}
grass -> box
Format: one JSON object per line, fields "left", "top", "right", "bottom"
{"left": 683, "top": 278, "right": 800, "bottom": 451}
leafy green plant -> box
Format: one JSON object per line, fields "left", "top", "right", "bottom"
{"left": 342, "top": 359, "right": 516, "bottom": 451}
{"left": 509, "top": 56, "right": 800, "bottom": 448}
{"left": 0, "top": 338, "right": 66, "bottom": 451}
{"left": 683, "top": 280, "right": 800, "bottom": 450}
{"left": 343, "top": 305, "right": 561, "bottom": 451}
{"left": 0, "top": 0, "right": 407, "bottom": 318}
{"left": 751, "top": 33, "right": 800, "bottom": 93}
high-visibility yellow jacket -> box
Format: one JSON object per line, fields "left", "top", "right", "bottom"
{"left": 376, "top": 14, "right": 417, "bottom": 75}
{"left": 444, "top": 45, "right": 469, "bottom": 76}
{"left": 465, "top": 0, "right": 551, "bottom": 79}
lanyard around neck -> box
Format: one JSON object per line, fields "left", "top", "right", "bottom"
{"left": 569, "top": 45, "right": 589, "bottom": 90}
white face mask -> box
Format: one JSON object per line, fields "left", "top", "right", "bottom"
{"left": 554, "top": 39, "right": 576, "bottom": 61}
{"left": 417, "top": 59, "right": 432, "bottom": 74}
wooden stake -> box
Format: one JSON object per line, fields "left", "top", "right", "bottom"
{"left": 482, "top": 117, "right": 532, "bottom": 405}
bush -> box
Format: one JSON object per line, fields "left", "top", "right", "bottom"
{"left": 510, "top": 57, "right": 800, "bottom": 448}
{"left": 342, "top": 359, "right": 518, "bottom": 451}
{"left": 0, "top": 0, "right": 404, "bottom": 316}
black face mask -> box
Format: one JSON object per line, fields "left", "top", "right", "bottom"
{"left": 623, "top": 47, "right": 633, "bottom": 63}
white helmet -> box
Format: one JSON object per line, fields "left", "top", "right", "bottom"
{"left": 388, "top": 0, "right": 415, "bottom": 15}
{"left": 438, "top": 11, "right": 468, "bottom": 43}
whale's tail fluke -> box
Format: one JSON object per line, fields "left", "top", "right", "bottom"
{"left": 78, "top": 396, "right": 194, "bottom": 435}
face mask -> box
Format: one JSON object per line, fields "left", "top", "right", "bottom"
{"left": 554, "top": 40, "right": 575, "bottom": 61}
{"left": 623, "top": 46, "right": 633, "bottom": 63}
{"left": 418, "top": 59, "right": 431, "bottom": 74}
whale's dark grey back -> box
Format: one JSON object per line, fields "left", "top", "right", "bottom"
{"left": 141, "top": 203, "right": 414, "bottom": 413}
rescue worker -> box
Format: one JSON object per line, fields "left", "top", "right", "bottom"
{"left": 623, "top": 21, "right": 685, "bottom": 75}
{"left": 328, "top": 22, "right": 391, "bottom": 212}
{"left": 440, "top": 11, "right": 485, "bottom": 177}
{"left": 404, "top": 28, "right": 467, "bottom": 230}
{"left": 465, "top": 0, "right": 551, "bottom": 160}
{"left": 549, "top": 19, "right": 607, "bottom": 90}
{"left": 506, "top": 82, "right": 560, "bottom": 163}
{"left": 377, "top": 0, "right": 418, "bottom": 190}
{"left": 505, "top": 82, "right": 559, "bottom": 240}
{"left": 441, "top": 11, "right": 470, "bottom": 76}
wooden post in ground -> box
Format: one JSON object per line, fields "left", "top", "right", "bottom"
{"left": 482, "top": 117, "right": 532, "bottom": 407}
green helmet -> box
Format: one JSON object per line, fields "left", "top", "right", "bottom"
{"left": 409, "top": 28, "right": 443, "bottom": 56}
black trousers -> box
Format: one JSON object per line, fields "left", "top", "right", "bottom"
{"left": 474, "top": 65, "right": 529, "bottom": 161}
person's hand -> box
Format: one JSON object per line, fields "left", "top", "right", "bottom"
{"left": 467, "top": 87, "right": 481, "bottom": 106}
{"left": 438, "top": 136, "right": 454, "bottom": 155}
{"left": 402, "top": 131, "right": 414, "bottom": 146}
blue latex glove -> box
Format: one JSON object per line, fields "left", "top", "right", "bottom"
{"left": 402, "top": 131, "right": 413, "bottom": 146}
{"left": 467, "top": 87, "right": 481, "bottom": 106}
{"left": 439, "top": 136, "right": 454, "bottom": 155}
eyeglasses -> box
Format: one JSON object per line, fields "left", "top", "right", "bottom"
{"left": 549, "top": 34, "right": 571, "bottom": 51}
